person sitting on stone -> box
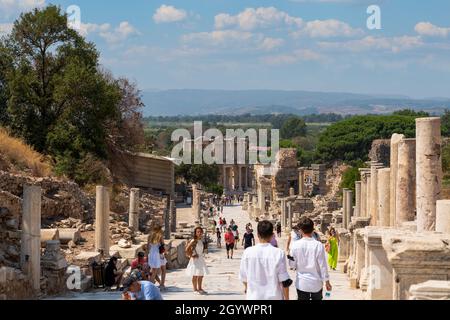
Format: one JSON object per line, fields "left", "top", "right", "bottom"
{"left": 104, "top": 256, "right": 123, "bottom": 291}
{"left": 131, "top": 252, "right": 150, "bottom": 280}
{"left": 122, "top": 273, "right": 163, "bottom": 300}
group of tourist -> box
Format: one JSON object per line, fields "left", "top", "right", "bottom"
{"left": 239, "top": 218, "right": 333, "bottom": 300}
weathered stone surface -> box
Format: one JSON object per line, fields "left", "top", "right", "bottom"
{"left": 369, "top": 139, "right": 391, "bottom": 166}
{"left": 396, "top": 138, "right": 416, "bottom": 226}
{"left": 58, "top": 228, "right": 81, "bottom": 245}
{"left": 436, "top": 200, "right": 450, "bottom": 234}
{"left": 409, "top": 280, "right": 450, "bottom": 300}
{"left": 109, "top": 244, "right": 145, "bottom": 261}
{"left": 73, "top": 252, "right": 101, "bottom": 265}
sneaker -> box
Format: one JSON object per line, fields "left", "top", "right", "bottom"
{"left": 198, "top": 290, "right": 208, "bottom": 295}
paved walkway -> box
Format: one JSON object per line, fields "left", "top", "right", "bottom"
{"left": 49, "top": 204, "right": 363, "bottom": 300}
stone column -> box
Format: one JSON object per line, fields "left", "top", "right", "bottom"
{"left": 289, "top": 187, "right": 295, "bottom": 197}
{"left": 396, "top": 138, "right": 416, "bottom": 226}
{"left": 238, "top": 166, "right": 243, "bottom": 191}
{"left": 360, "top": 171, "right": 368, "bottom": 217}
{"left": 377, "top": 168, "right": 391, "bottom": 227}
{"left": 223, "top": 166, "right": 227, "bottom": 192}
{"left": 164, "top": 199, "right": 171, "bottom": 240}
{"left": 436, "top": 200, "right": 450, "bottom": 234}
{"left": 245, "top": 167, "right": 249, "bottom": 190}
{"left": 355, "top": 181, "right": 362, "bottom": 217}
{"left": 170, "top": 199, "right": 177, "bottom": 233}
{"left": 280, "top": 199, "right": 286, "bottom": 230}
{"left": 21, "top": 185, "right": 42, "bottom": 293}
{"left": 95, "top": 186, "right": 110, "bottom": 257}
{"left": 342, "top": 188, "right": 349, "bottom": 228}
{"left": 287, "top": 202, "right": 293, "bottom": 232}
{"left": 298, "top": 168, "right": 305, "bottom": 197}
{"left": 128, "top": 188, "right": 140, "bottom": 232}
{"left": 366, "top": 174, "right": 371, "bottom": 219}
{"left": 345, "top": 189, "right": 353, "bottom": 229}
{"left": 390, "top": 133, "right": 405, "bottom": 227}
{"left": 370, "top": 162, "right": 384, "bottom": 226}
{"left": 416, "top": 117, "right": 442, "bottom": 232}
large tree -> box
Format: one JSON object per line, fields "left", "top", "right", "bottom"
{"left": 280, "top": 116, "right": 307, "bottom": 139}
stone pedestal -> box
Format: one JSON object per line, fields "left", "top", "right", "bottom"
{"left": 396, "top": 138, "right": 416, "bottom": 226}
{"left": 41, "top": 240, "right": 68, "bottom": 295}
{"left": 21, "top": 185, "right": 41, "bottom": 293}
{"left": 95, "top": 186, "right": 110, "bottom": 257}
{"left": 409, "top": 280, "right": 450, "bottom": 300}
{"left": 390, "top": 134, "right": 405, "bottom": 227}
{"left": 349, "top": 228, "right": 366, "bottom": 289}
{"left": 364, "top": 227, "right": 394, "bottom": 300}
{"left": 338, "top": 229, "right": 351, "bottom": 265}
{"left": 128, "top": 188, "right": 140, "bottom": 232}
{"left": 416, "top": 117, "right": 442, "bottom": 232}
{"left": 382, "top": 232, "right": 450, "bottom": 300}
{"left": 436, "top": 200, "right": 450, "bottom": 234}
{"left": 377, "top": 168, "right": 391, "bottom": 227}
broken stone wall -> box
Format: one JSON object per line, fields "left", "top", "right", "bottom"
{"left": 369, "top": 139, "right": 391, "bottom": 166}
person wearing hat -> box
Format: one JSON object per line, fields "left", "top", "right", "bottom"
{"left": 122, "top": 274, "right": 163, "bottom": 301}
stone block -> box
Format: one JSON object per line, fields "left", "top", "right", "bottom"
{"left": 109, "top": 244, "right": 145, "bottom": 261}
{"left": 73, "top": 251, "right": 101, "bottom": 265}
{"left": 409, "top": 280, "right": 450, "bottom": 300}
{"left": 58, "top": 228, "right": 81, "bottom": 244}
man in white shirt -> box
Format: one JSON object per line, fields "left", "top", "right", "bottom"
{"left": 289, "top": 217, "right": 332, "bottom": 300}
{"left": 239, "top": 221, "right": 292, "bottom": 300}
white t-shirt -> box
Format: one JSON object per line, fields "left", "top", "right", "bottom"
{"left": 289, "top": 230, "right": 301, "bottom": 251}
{"left": 289, "top": 237, "right": 330, "bottom": 293}
{"left": 239, "top": 243, "right": 290, "bottom": 300}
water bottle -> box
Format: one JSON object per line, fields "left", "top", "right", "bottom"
{"left": 324, "top": 291, "right": 332, "bottom": 300}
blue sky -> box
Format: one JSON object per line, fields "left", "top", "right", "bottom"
{"left": 1, "top": 0, "right": 450, "bottom": 98}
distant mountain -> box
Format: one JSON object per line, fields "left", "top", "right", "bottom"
{"left": 141, "top": 89, "right": 450, "bottom": 116}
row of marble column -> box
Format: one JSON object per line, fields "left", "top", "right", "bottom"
{"left": 351, "top": 117, "right": 448, "bottom": 232}
{"left": 223, "top": 165, "right": 252, "bottom": 192}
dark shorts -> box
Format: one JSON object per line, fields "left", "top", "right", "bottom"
{"left": 297, "top": 289, "right": 323, "bottom": 301}
{"left": 226, "top": 243, "right": 235, "bottom": 251}
{"left": 234, "top": 236, "right": 239, "bottom": 240}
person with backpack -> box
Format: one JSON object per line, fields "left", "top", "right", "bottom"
{"left": 185, "top": 227, "right": 209, "bottom": 295}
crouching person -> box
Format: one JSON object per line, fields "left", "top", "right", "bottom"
{"left": 121, "top": 273, "right": 163, "bottom": 300}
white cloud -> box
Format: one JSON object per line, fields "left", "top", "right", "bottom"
{"left": 79, "top": 21, "right": 139, "bottom": 44}
{"left": 293, "top": 19, "right": 364, "bottom": 38}
{"left": 153, "top": 5, "right": 187, "bottom": 24}
{"left": 262, "top": 49, "right": 323, "bottom": 65}
{"left": 259, "top": 37, "right": 285, "bottom": 51}
{"left": 0, "top": 0, "right": 45, "bottom": 17}
{"left": 215, "top": 7, "right": 303, "bottom": 30}
{"left": 182, "top": 30, "right": 254, "bottom": 46}
{"left": 415, "top": 22, "right": 450, "bottom": 38}
{"left": 318, "top": 35, "right": 423, "bottom": 53}
{"left": 0, "top": 22, "right": 13, "bottom": 35}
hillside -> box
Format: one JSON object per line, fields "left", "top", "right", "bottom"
{"left": 142, "top": 89, "right": 450, "bottom": 116}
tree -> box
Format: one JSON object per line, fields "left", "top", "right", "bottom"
{"left": 280, "top": 117, "right": 307, "bottom": 139}
{"left": 315, "top": 115, "right": 416, "bottom": 164}
{"left": 393, "top": 109, "right": 430, "bottom": 117}
{"left": 340, "top": 161, "right": 365, "bottom": 197}
{"left": 175, "top": 163, "right": 220, "bottom": 188}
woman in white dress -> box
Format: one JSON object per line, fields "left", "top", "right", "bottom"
{"left": 186, "top": 227, "right": 209, "bottom": 295}
{"left": 148, "top": 225, "right": 163, "bottom": 284}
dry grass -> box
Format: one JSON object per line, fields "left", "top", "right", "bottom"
{"left": 0, "top": 127, "right": 52, "bottom": 177}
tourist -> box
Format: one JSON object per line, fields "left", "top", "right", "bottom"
{"left": 276, "top": 222, "right": 282, "bottom": 238}
{"left": 122, "top": 274, "right": 163, "bottom": 300}
{"left": 286, "top": 225, "right": 301, "bottom": 255}
{"left": 148, "top": 225, "right": 164, "bottom": 284}
{"left": 239, "top": 221, "right": 292, "bottom": 300}
{"left": 326, "top": 228, "right": 339, "bottom": 271}
{"left": 242, "top": 227, "right": 255, "bottom": 249}
{"left": 131, "top": 252, "right": 150, "bottom": 280}
{"left": 289, "top": 217, "right": 332, "bottom": 301}
{"left": 270, "top": 233, "right": 278, "bottom": 248}
{"left": 159, "top": 243, "right": 167, "bottom": 291}
{"left": 224, "top": 227, "right": 235, "bottom": 259}
{"left": 185, "top": 227, "right": 209, "bottom": 295}
{"left": 216, "top": 227, "right": 222, "bottom": 248}
{"left": 232, "top": 223, "right": 239, "bottom": 249}
{"left": 222, "top": 218, "right": 227, "bottom": 232}
{"left": 104, "top": 256, "right": 123, "bottom": 291}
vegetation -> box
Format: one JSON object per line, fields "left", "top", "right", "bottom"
{"left": 315, "top": 115, "right": 418, "bottom": 164}
{"left": 0, "top": 127, "right": 52, "bottom": 176}
{"left": 339, "top": 161, "right": 365, "bottom": 199}
{"left": 0, "top": 6, "right": 144, "bottom": 185}
{"left": 280, "top": 117, "right": 307, "bottom": 139}
{"left": 442, "top": 109, "right": 450, "bottom": 137}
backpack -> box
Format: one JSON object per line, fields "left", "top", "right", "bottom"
{"left": 185, "top": 239, "right": 198, "bottom": 259}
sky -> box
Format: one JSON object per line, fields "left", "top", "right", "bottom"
{"left": 1, "top": 0, "right": 450, "bottom": 98}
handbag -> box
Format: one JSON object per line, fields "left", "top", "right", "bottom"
{"left": 159, "top": 243, "right": 165, "bottom": 254}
